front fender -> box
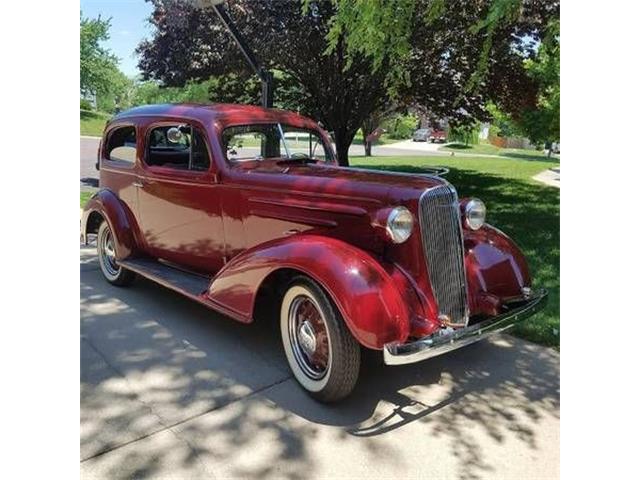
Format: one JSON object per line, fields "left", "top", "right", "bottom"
{"left": 465, "top": 224, "right": 532, "bottom": 316}
{"left": 81, "top": 189, "right": 142, "bottom": 260}
{"left": 206, "top": 234, "right": 418, "bottom": 349}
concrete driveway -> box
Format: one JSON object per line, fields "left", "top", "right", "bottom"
{"left": 80, "top": 244, "right": 559, "bottom": 479}
{"left": 376, "top": 139, "right": 445, "bottom": 154}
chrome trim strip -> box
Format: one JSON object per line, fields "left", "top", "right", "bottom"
{"left": 277, "top": 123, "right": 292, "bottom": 158}
{"left": 340, "top": 166, "right": 449, "bottom": 178}
{"left": 383, "top": 289, "right": 548, "bottom": 365}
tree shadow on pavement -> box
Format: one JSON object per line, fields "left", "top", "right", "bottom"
{"left": 81, "top": 242, "right": 559, "bottom": 479}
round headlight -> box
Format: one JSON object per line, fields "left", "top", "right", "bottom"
{"left": 386, "top": 206, "right": 414, "bottom": 243}
{"left": 465, "top": 198, "right": 486, "bottom": 230}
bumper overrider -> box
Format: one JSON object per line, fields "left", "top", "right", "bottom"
{"left": 383, "top": 289, "right": 548, "bottom": 365}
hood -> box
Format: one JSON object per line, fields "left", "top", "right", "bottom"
{"left": 236, "top": 160, "right": 449, "bottom": 206}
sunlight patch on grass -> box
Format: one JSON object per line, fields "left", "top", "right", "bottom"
{"left": 80, "top": 191, "right": 93, "bottom": 208}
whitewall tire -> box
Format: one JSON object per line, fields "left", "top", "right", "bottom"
{"left": 97, "top": 222, "right": 136, "bottom": 287}
{"left": 280, "top": 276, "right": 360, "bottom": 402}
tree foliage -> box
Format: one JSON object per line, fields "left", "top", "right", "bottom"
{"left": 137, "top": 0, "right": 388, "bottom": 165}
{"left": 97, "top": 69, "right": 135, "bottom": 113}
{"left": 518, "top": 19, "right": 560, "bottom": 144}
{"left": 313, "top": 0, "right": 552, "bottom": 94}
{"left": 137, "top": 0, "right": 558, "bottom": 164}
{"left": 80, "top": 13, "right": 120, "bottom": 96}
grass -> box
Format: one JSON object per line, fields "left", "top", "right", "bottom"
{"left": 441, "top": 142, "right": 556, "bottom": 162}
{"left": 80, "top": 191, "right": 93, "bottom": 208}
{"left": 81, "top": 109, "right": 110, "bottom": 136}
{"left": 352, "top": 154, "right": 560, "bottom": 348}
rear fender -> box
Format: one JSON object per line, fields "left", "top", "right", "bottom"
{"left": 206, "top": 234, "right": 419, "bottom": 349}
{"left": 81, "top": 189, "right": 142, "bottom": 260}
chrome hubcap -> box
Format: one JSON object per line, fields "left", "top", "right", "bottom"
{"left": 100, "top": 228, "right": 119, "bottom": 277}
{"left": 288, "top": 295, "right": 330, "bottom": 380}
{"left": 298, "top": 320, "right": 317, "bottom": 357}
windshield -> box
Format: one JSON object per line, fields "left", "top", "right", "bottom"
{"left": 222, "top": 123, "right": 333, "bottom": 163}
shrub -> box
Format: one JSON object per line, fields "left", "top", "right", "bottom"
{"left": 80, "top": 98, "right": 93, "bottom": 111}
{"left": 448, "top": 124, "right": 480, "bottom": 145}
{"left": 383, "top": 113, "right": 419, "bottom": 139}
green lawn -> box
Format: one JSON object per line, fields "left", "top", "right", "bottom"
{"left": 352, "top": 155, "right": 560, "bottom": 348}
{"left": 80, "top": 191, "right": 93, "bottom": 208}
{"left": 441, "top": 142, "right": 555, "bottom": 162}
{"left": 81, "top": 109, "right": 110, "bottom": 136}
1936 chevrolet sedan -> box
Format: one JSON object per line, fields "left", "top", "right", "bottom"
{"left": 81, "top": 103, "right": 547, "bottom": 402}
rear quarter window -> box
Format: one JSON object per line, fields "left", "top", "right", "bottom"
{"left": 105, "top": 126, "right": 137, "bottom": 165}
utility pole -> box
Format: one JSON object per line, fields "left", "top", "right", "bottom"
{"left": 191, "top": 0, "right": 274, "bottom": 108}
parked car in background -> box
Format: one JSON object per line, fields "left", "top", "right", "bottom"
{"left": 412, "top": 128, "right": 430, "bottom": 142}
{"left": 81, "top": 103, "right": 547, "bottom": 402}
{"left": 429, "top": 129, "right": 447, "bottom": 143}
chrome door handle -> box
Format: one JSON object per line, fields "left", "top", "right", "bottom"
{"left": 132, "top": 181, "right": 144, "bottom": 188}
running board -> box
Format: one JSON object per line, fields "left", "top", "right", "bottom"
{"left": 120, "top": 258, "right": 211, "bottom": 299}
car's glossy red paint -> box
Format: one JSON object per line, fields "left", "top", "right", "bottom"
{"left": 81, "top": 103, "right": 533, "bottom": 350}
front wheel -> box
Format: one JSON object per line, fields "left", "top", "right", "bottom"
{"left": 280, "top": 276, "right": 360, "bottom": 402}
{"left": 97, "top": 222, "right": 136, "bottom": 287}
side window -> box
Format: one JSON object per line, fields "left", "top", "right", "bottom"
{"left": 146, "top": 124, "right": 210, "bottom": 172}
{"left": 106, "top": 126, "right": 136, "bottom": 165}
{"left": 281, "top": 126, "right": 331, "bottom": 161}
{"left": 222, "top": 125, "right": 281, "bottom": 162}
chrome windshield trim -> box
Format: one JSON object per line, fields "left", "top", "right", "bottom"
{"left": 277, "top": 123, "right": 291, "bottom": 158}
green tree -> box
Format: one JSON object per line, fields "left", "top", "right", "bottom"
{"left": 80, "top": 13, "right": 119, "bottom": 97}
{"left": 138, "top": 0, "right": 556, "bottom": 165}
{"left": 97, "top": 69, "right": 135, "bottom": 113}
{"left": 518, "top": 20, "right": 560, "bottom": 149}
{"left": 311, "top": 0, "right": 555, "bottom": 95}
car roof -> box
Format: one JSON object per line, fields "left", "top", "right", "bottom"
{"left": 110, "top": 103, "right": 320, "bottom": 130}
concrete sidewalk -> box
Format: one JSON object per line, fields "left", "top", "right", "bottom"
{"left": 533, "top": 168, "right": 560, "bottom": 188}
{"left": 80, "top": 244, "right": 559, "bottom": 479}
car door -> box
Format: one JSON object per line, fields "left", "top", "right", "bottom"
{"left": 99, "top": 122, "right": 141, "bottom": 230}
{"left": 136, "top": 119, "right": 225, "bottom": 274}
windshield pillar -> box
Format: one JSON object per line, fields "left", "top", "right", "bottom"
{"left": 277, "top": 123, "right": 291, "bottom": 159}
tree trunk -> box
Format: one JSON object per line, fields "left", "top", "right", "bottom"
{"left": 335, "top": 141, "right": 351, "bottom": 166}
{"left": 331, "top": 127, "right": 357, "bottom": 166}
{"left": 364, "top": 141, "right": 372, "bottom": 157}
{"left": 360, "top": 121, "right": 375, "bottom": 157}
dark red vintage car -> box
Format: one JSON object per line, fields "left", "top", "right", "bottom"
{"left": 81, "top": 103, "right": 547, "bottom": 401}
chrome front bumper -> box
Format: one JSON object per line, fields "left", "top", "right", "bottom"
{"left": 383, "top": 289, "right": 548, "bottom": 365}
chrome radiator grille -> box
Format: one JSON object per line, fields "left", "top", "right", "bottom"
{"left": 419, "top": 184, "right": 469, "bottom": 327}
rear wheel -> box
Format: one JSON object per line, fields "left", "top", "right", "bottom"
{"left": 97, "top": 222, "right": 136, "bottom": 287}
{"left": 280, "top": 276, "right": 360, "bottom": 402}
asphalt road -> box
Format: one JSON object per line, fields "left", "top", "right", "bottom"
{"left": 80, "top": 136, "right": 446, "bottom": 191}
{"left": 80, "top": 137, "right": 100, "bottom": 191}
{"left": 80, "top": 244, "right": 559, "bottom": 479}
